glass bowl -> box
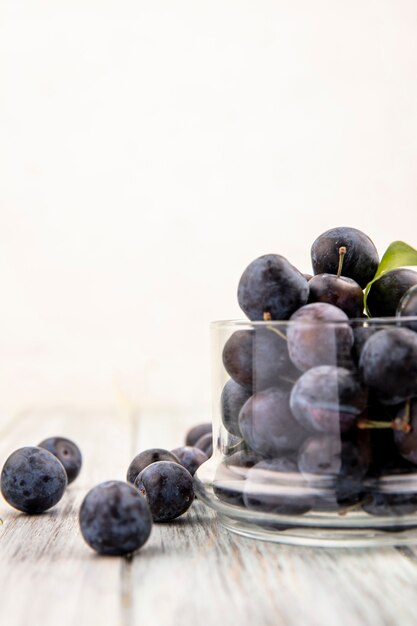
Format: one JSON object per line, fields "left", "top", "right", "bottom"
{"left": 194, "top": 317, "right": 417, "bottom": 547}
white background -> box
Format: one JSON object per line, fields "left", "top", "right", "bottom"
{"left": 1, "top": 1, "right": 417, "bottom": 420}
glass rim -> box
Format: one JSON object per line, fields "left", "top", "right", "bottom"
{"left": 210, "top": 316, "right": 417, "bottom": 327}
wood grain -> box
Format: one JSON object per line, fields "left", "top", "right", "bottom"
{"left": 1, "top": 409, "right": 417, "bottom": 626}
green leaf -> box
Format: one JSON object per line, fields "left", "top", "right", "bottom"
{"left": 364, "top": 240, "right": 417, "bottom": 315}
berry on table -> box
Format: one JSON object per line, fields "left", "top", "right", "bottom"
{"left": 79, "top": 481, "right": 152, "bottom": 555}
{"left": 1, "top": 446, "right": 67, "bottom": 514}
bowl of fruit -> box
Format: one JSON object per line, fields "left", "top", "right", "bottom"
{"left": 194, "top": 227, "right": 417, "bottom": 547}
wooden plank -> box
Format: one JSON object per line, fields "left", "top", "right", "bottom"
{"left": 128, "top": 502, "right": 417, "bottom": 626}
{"left": 2, "top": 408, "right": 417, "bottom": 626}
{"left": 0, "top": 407, "right": 134, "bottom": 626}
{"left": 130, "top": 412, "right": 417, "bottom": 626}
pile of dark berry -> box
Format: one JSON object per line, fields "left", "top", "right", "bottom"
{"left": 2, "top": 225, "right": 417, "bottom": 551}
{"left": 0, "top": 425, "right": 213, "bottom": 556}
{"left": 215, "top": 226, "right": 417, "bottom": 524}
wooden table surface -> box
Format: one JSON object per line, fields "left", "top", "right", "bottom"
{"left": 1, "top": 407, "right": 417, "bottom": 626}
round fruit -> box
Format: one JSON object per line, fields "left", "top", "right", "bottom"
{"left": 397, "top": 284, "right": 417, "bottom": 332}
{"left": 222, "top": 328, "right": 300, "bottom": 392}
{"left": 290, "top": 365, "right": 366, "bottom": 434}
{"left": 194, "top": 432, "right": 213, "bottom": 457}
{"left": 38, "top": 437, "right": 82, "bottom": 485}
{"left": 237, "top": 254, "right": 309, "bottom": 321}
{"left": 359, "top": 327, "right": 417, "bottom": 404}
{"left": 307, "top": 274, "right": 364, "bottom": 318}
{"left": 367, "top": 269, "right": 417, "bottom": 317}
{"left": 171, "top": 446, "right": 208, "bottom": 476}
{"left": 238, "top": 387, "right": 309, "bottom": 456}
{"left": 1, "top": 446, "right": 67, "bottom": 514}
{"left": 185, "top": 423, "right": 212, "bottom": 447}
{"left": 311, "top": 226, "right": 379, "bottom": 288}
{"left": 79, "top": 481, "right": 152, "bottom": 555}
{"left": 127, "top": 448, "right": 181, "bottom": 485}
{"left": 135, "top": 461, "right": 194, "bottom": 522}
{"left": 221, "top": 379, "right": 251, "bottom": 437}
{"left": 287, "top": 302, "right": 354, "bottom": 371}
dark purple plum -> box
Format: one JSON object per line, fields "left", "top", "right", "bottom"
{"left": 297, "top": 435, "right": 341, "bottom": 509}
{"left": 397, "top": 284, "right": 417, "bottom": 332}
{"left": 135, "top": 461, "right": 194, "bottom": 522}
{"left": 222, "top": 330, "right": 253, "bottom": 388}
{"left": 298, "top": 435, "right": 343, "bottom": 482}
{"left": 126, "top": 448, "right": 181, "bottom": 485}
{"left": 237, "top": 254, "right": 309, "bottom": 321}
{"left": 307, "top": 274, "right": 364, "bottom": 318}
{"left": 287, "top": 303, "right": 354, "bottom": 371}
{"left": 38, "top": 436, "right": 82, "bottom": 485}
{"left": 243, "top": 457, "right": 312, "bottom": 515}
{"left": 289, "top": 366, "right": 367, "bottom": 434}
{"left": 367, "top": 269, "right": 417, "bottom": 317}
{"left": 194, "top": 432, "right": 213, "bottom": 457}
{"left": 171, "top": 446, "right": 208, "bottom": 476}
{"left": 352, "top": 324, "right": 380, "bottom": 364}
{"left": 238, "top": 387, "right": 309, "bottom": 457}
{"left": 185, "top": 423, "right": 212, "bottom": 447}
{"left": 311, "top": 227, "right": 379, "bottom": 288}
{"left": 222, "top": 327, "right": 300, "bottom": 391}
{"left": 298, "top": 434, "right": 369, "bottom": 506}
{"left": 221, "top": 379, "right": 251, "bottom": 437}
{"left": 79, "top": 481, "right": 152, "bottom": 555}
{"left": 1, "top": 446, "right": 67, "bottom": 514}
{"left": 359, "top": 327, "right": 417, "bottom": 404}
{"left": 252, "top": 327, "right": 301, "bottom": 390}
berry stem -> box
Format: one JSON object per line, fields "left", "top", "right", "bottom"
{"left": 357, "top": 418, "right": 411, "bottom": 433}
{"left": 336, "top": 246, "right": 347, "bottom": 278}
{"left": 338, "top": 496, "right": 372, "bottom": 516}
{"left": 266, "top": 325, "right": 287, "bottom": 341}
{"left": 403, "top": 398, "right": 411, "bottom": 424}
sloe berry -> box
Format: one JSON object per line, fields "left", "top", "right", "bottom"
{"left": 79, "top": 481, "right": 152, "bottom": 555}
{"left": 135, "top": 461, "right": 194, "bottom": 522}
{"left": 1, "top": 446, "right": 67, "bottom": 514}
{"left": 38, "top": 436, "right": 82, "bottom": 485}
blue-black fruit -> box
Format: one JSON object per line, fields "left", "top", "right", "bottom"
{"left": 239, "top": 387, "right": 309, "bottom": 456}
{"left": 359, "top": 327, "right": 417, "bottom": 404}
{"left": 135, "top": 461, "right": 194, "bottom": 522}
{"left": 237, "top": 254, "right": 309, "bottom": 321}
{"left": 38, "top": 436, "right": 82, "bottom": 484}
{"left": 1, "top": 446, "right": 67, "bottom": 514}
{"left": 221, "top": 379, "right": 252, "bottom": 437}
{"left": 367, "top": 269, "right": 417, "bottom": 318}
{"left": 79, "top": 481, "right": 152, "bottom": 555}
{"left": 171, "top": 446, "right": 208, "bottom": 476}
{"left": 194, "top": 432, "right": 213, "bottom": 457}
{"left": 287, "top": 302, "right": 354, "bottom": 371}
{"left": 185, "top": 423, "right": 212, "bottom": 447}
{"left": 127, "top": 448, "right": 181, "bottom": 485}
{"left": 311, "top": 227, "right": 379, "bottom": 288}
{"left": 397, "top": 284, "right": 417, "bottom": 332}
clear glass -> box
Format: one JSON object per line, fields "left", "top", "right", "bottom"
{"left": 194, "top": 317, "right": 417, "bottom": 547}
